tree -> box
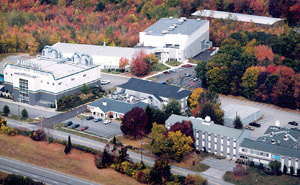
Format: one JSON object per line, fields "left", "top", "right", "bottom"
{"left": 254, "top": 44, "right": 274, "bottom": 64}
{"left": 95, "top": 1, "right": 105, "bottom": 12}
{"left": 64, "top": 135, "right": 72, "bottom": 154}
{"left": 241, "top": 66, "right": 261, "bottom": 100}
{"left": 169, "top": 120, "right": 194, "bottom": 141}
{"left": 193, "top": 174, "right": 208, "bottom": 185}
{"left": 200, "top": 103, "right": 224, "bottom": 125}
{"left": 269, "top": 160, "right": 281, "bottom": 175}
{"left": 153, "top": 109, "right": 168, "bottom": 125}
{"left": 3, "top": 105, "right": 10, "bottom": 116}
{"left": 164, "top": 98, "right": 182, "bottom": 116}
{"left": 130, "top": 50, "right": 149, "bottom": 76}
{"left": 149, "top": 123, "right": 169, "bottom": 156}
{"left": 118, "top": 146, "right": 128, "bottom": 163}
{"left": 150, "top": 154, "right": 171, "bottom": 184}
{"left": 168, "top": 131, "right": 193, "bottom": 162}
{"left": 120, "top": 107, "right": 148, "bottom": 139}
{"left": 143, "top": 54, "right": 158, "bottom": 71}
{"left": 0, "top": 117, "right": 7, "bottom": 128}
{"left": 94, "top": 148, "right": 113, "bottom": 169}
{"left": 119, "top": 57, "right": 129, "bottom": 69}
{"left": 195, "top": 61, "right": 208, "bottom": 88}
{"left": 297, "top": 169, "right": 300, "bottom": 178}
{"left": 290, "top": 166, "right": 294, "bottom": 176}
{"left": 21, "top": 109, "right": 28, "bottom": 120}
{"left": 233, "top": 116, "right": 243, "bottom": 129}
{"left": 144, "top": 105, "right": 154, "bottom": 134}
{"left": 188, "top": 88, "right": 204, "bottom": 108}
{"left": 233, "top": 164, "right": 246, "bottom": 177}
{"left": 283, "top": 165, "right": 287, "bottom": 174}
{"left": 81, "top": 83, "right": 89, "bottom": 94}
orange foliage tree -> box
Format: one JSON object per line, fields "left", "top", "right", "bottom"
{"left": 254, "top": 44, "right": 274, "bottom": 64}
{"left": 119, "top": 57, "right": 129, "bottom": 69}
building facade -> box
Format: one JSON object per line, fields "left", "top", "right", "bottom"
{"left": 166, "top": 114, "right": 251, "bottom": 159}
{"left": 117, "top": 78, "right": 191, "bottom": 110}
{"left": 87, "top": 98, "right": 149, "bottom": 119}
{"left": 139, "top": 17, "right": 212, "bottom": 62}
{"left": 4, "top": 54, "right": 101, "bottom": 107}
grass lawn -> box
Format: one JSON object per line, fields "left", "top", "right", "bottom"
{"left": 54, "top": 123, "right": 109, "bottom": 143}
{"left": 170, "top": 153, "right": 210, "bottom": 172}
{"left": 0, "top": 134, "right": 142, "bottom": 185}
{"left": 166, "top": 61, "right": 181, "bottom": 66}
{"left": 153, "top": 63, "right": 170, "bottom": 72}
{"left": 116, "top": 135, "right": 151, "bottom": 149}
{"left": 0, "top": 112, "right": 37, "bottom": 123}
{"left": 223, "top": 167, "right": 300, "bottom": 185}
{"left": 146, "top": 77, "right": 158, "bottom": 81}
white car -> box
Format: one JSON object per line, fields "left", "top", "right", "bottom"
{"left": 101, "top": 80, "right": 110, "bottom": 85}
{"left": 103, "top": 119, "right": 111, "bottom": 124}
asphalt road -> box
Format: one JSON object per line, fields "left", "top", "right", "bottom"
{"left": 100, "top": 73, "right": 130, "bottom": 90}
{"left": 7, "top": 120, "right": 233, "bottom": 185}
{"left": 0, "top": 156, "right": 99, "bottom": 185}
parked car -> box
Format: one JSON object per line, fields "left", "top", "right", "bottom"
{"left": 160, "top": 82, "right": 167, "bottom": 84}
{"left": 288, "top": 121, "right": 298, "bottom": 126}
{"left": 181, "top": 64, "right": 188, "bottom": 68}
{"left": 72, "top": 124, "right": 80, "bottom": 129}
{"left": 185, "top": 73, "right": 191, "bottom": 77}
{"left": 169, "top": 69, "right": 177, "bottom": 73}
{"left": 81, "top": 126, "right": 89, "bottom": 131}
{"left": 94, "top": 118, "right": 103, "bottom": 122}
{"left": 101, "top": 80, "right": 110, "bottom": 85}
{"left": 163, "top": 71, "right": 170, "bottom": 74}
{"left": 249, "top": 122, "right": 261, "bottom": 127}
{"left": 193, "top": 77, "right": 199, "bottom": 82}
{"left": 65, "top": 121, "right": 73, "bottom": 127}
{"left": 245, "top": 126, "right": 254, "bottom": 131}
{"left": 86, "top": 116, "right": 94, "bottom": 120}
{"left": 187, "top": 64, "right": 193, "bottom": 67}
{"left": 103, "top": 119, "right": 111, "bottom": 124}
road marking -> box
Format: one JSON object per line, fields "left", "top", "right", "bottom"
{"left": 12, "top": 169, "right": 19, "bottom": 172}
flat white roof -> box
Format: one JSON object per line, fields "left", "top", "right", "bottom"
{"left": 52, "top": 43, "right": 152, "bottom": 59}
{"left": 8, "top": 58, "right": 98, "bottom": 80}
{"left": 223, "top": 104, "right": 261, "bottom": 120}
{"left": 192, "top": 9, "right": 283, "bottom": 25}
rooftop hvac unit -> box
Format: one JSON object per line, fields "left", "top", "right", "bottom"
{"left": 197, "top": 18, "right": 201, "bottom": 21}
{"left": 271, "top": 139, "right": 275, "bottom": 144}
{"left": 283, "top": 135, "right": 289, "bottom": 141}
{"left": 162, "top": 30, "right": 168, "bottom": 34}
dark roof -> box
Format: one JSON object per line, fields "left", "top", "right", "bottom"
{"left": 118, "top": 78, "right": 191, "bottom": 100}
{"left": 258, "top": 126, "right": 300, "bottom": 148}
{"left": 88, "top": 98, "right": 149, "bottom": 114}
{"left": 241, "top": 139, "right": 300, "bottom": 159}
{"left": 143, "top": 18, "right": 208, "bottom": 36}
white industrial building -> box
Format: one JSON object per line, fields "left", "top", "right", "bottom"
{"left": 223, "top": 104, "right": 262, "bottom": 127}
{"left": 139, "top": 17, "right": 212, "bottom": 62}
{"left": 4, "top": 53, "right": 101, "bottom": 107}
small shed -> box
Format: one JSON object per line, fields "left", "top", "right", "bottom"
{"left": 223, "top": 104, "right": 261, "bottom": 127}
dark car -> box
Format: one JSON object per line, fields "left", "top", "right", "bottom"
{"left": 72, "top": 124, "right": 80, "bottom": 129}
{"left": 64, "top": 121, "right": 73, "bottom": 127}
{"left": 81, "top": 126, "right": 89, "bottom": 131}
{"left": 249, "top": 122, "right": 261, "bottom": 128}
{"left": 288, "top": 121, "right": 298, "bottom": 126}
{"left": 163, "top": 71, "right": 170, "bottom": 74}
{"left": 86, "top": 116, "right": 94, "bottom": 120}
{"left": 160, "top": 82, "right": 167, "bottom": 84}
{"left": 94, "top": 118, "right": 102, "bottom": 122}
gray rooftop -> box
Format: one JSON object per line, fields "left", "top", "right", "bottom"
{"left": 166, "top": 114, "right": 247, "bottom": 139}
{"left": 88, "top": 98, "right": 149, "bottom": 114}
{"left": 223, "top": 104, "right": 261, "bottom": 121}
{"left": 52, "top": 42, "right": 152, "bottom": 59}
{"left": 192, "top": 9, "right": 283, "bottom": 25}
{"left": 143, "top": 18, "right": 208, "bottom": 36}
{"left": 118, "top": 78, "right": 191, "bottom": 100}
{"left": 241, "top": 139, "right": 300, "bottom": 159}
{"left": 5, "top": 57, "right": 98, "bottom": 80}
{"left": 257, "top": 126, "right": 300, "bottom": 148}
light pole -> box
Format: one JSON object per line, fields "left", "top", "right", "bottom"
{"left": 77, "top": 111, "right": 83, "bottom": 127}
{"left": 140, "top": 140, "right": 145, "bottom": 162}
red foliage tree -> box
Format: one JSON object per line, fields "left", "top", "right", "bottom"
{"left": 119, "top": 57, "right": 129, "bottom": 69}
{"left": 169, "top": 120, "right": 194, "bottom": 141}
{"left": 233, "top": 164, "right": 246, "bottom": 177}
{"left": 120, "top": 107, "right": 148, "bottom": 139}
{"left": 130, "top": 50, "right": 149, "bottom": 76}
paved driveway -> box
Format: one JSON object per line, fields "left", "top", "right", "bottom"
{"left": 220, "top": 96, "right": 300, "bottom": 139}
{"left": 200, "top": 157, "right": 236, "bottom": 180}
{"left": 66, "top": 117, "right": 122, "bottom": 139}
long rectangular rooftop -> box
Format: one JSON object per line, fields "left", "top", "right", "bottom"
{"left": 52, "top": 43, "right": 151, "bottom": 59}
{"left": 143, "top": 17, "right": 208, "bottom": 36}
{"left": 192, "top": 9, "right": 283, "bottom": 25}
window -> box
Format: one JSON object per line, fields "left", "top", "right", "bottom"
{"left": 58, "top": 82, "right": 62, "bottom": 85}
{"left": 71, "top": 78, "right": 75, "bottom": 81}
{"left": 47, "top": 82, "right": 49, "bottom": 84}
{"left": 52, "top": 83, "right": 55, "bottom": 85}
{"left": 5, "top": 73, "right": 7, "bottom": 75}
{"left": 83, "top": 74, "right": 86, "bottom": 77}
{"left": 221, "top": 139, "right": 223, "bottom": 144}
{"left": 11, "top": 74, "right": 13, "bottom": 76}
{"left": 41, "top": 80, "right": 43, "bottom": 83}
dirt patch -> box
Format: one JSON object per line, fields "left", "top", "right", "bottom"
{"left": 0, "top": 134, "right": 141, "bottom": 185}
{"left": 117, "top": 135, "right": 151, "bottom": 149}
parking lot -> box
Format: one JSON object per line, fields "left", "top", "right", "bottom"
{"left": 153, "top": 66, "right": 202, "bottom": 88}
{"left": 220, "top": 96, "right": 300, "bottom": 139}
{"left": 65, "top": 117, "right": 122, "bottom": 139}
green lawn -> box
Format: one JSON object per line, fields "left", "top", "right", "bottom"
{"left": 147, "top": 77, "right": 158, "bottom": 81}
{"left": 166, "top": 61, "right": 181, "bottom": 66}
{"left": 223, "top": 167, "right": 300, "bottom": 185}
{"left": 153, "top": 63, "right": 170, "bottom": 72}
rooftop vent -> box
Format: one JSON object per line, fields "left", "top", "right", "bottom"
{"left": 270, "top": 132, "right": 274, "bottom": 137}
{"left": 169, "top": 16, "right": 173, "bottom": 19}
{"left": 103, "top": 101, "right": 107, "bottom": 106}
{"left": 271, "top": 139, "right": 276, "bottom": 144}
{"left": 263, "top": 137, "right": 267, "bottom": 141}
{"left": 162, "top": 30, "right": 168, "bottom": 34}
{"left": 283, "top": 134, "right": 289, "bottom": 141}
{"left": 180, "top": 17, "right": 187, "bottom": 21}
{"left": 197, "top": 18, "right": 201, "bottom": 21}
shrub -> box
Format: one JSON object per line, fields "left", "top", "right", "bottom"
{"left": 258, "top": 163, "right": 264, "bottom": 170}
{"left": 1, "top": 125, "right": 18, "bottom": 136}
{"left": 30, "top": 129, "right": 46, "bottom": 141}
{"left": 233, "top": 164, "right": 246, "bottom": 177}
{"left": 249, "top": 161, "right": 254, "bottom": 167}
{"left": 126, "top": 145, "right": 133, "bottom": 149}
{"left": 2, "top": 105, "right": 10, "bottom": 116}
{"left": 194, "top": 174, "right": 208, "bottom": 185}
{"left": 4, "top": 174, "right": 45, "bottom": 185}
{"left": 21, "top": 109, "right": 28, "bottom": 120}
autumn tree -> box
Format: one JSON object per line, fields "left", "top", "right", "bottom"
{"left": 233, "top": 164, "right": 246, "bottom": 177}
{"left": 188, "top": 87, "right": 204, "bottom": 108}
{"left": 130, "top": 50, "right": 148, "bottom": 76}
{"left": 149, "top": 123, "right": 169, "bottom": 156}
{"left": 241, "top": 66, "right": 261, "bottom": 100}
{"left": 168, "top": 131, "right": 193, "bottom": 162}
{"left": 169, "top": 120, "right": 194, "bottom": 141}
{"left": 143, "top": 54, "right": 158, "bottom": 72}
{"left": 120, "top": 107, "right": 148, "bottom": 139}
{"left": 254, "top": 44, "right": 274, "bottom": 65}
{"left": 150, "top": 154, "right": 171, "bottom": 184}
{"left": 119, "top": 57, "right": 129, "bottom": 69}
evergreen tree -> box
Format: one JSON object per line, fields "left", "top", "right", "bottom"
{"left": 21, "top": 109, "right": 28, "bottom": 120}
{"left": 3, "top": 105, "right": 10, "bottom": 116}
{"left": 145, "top": 105, "right": 154, "bottom": 134}
{"left": 64, "top": 135, "right": 72, "bottom": 154}
{"left": 233, "top": 116, "right": 243, "bottom": 129}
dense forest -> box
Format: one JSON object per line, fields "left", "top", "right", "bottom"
{"left": 0, "top": 0, "right": 299, "bottom": 55}
{"left": 196, "top": 30, "right": 300, "bottom": 109}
